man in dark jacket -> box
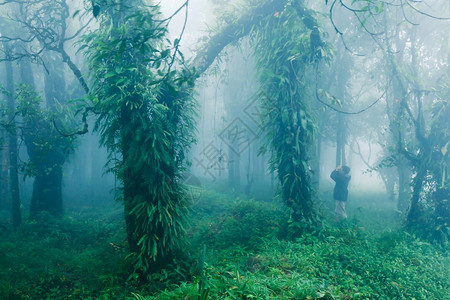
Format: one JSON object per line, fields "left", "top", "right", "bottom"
{"left": 330, "top": 165, "right": 351, "bottom": 222}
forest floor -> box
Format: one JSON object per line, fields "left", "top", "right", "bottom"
{"left": 0, "top": 185, "right": 448, "bottom": 299}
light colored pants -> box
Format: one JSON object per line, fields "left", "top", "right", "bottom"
{"left": 335, "top": 200, "right": 347, "bottom": 221}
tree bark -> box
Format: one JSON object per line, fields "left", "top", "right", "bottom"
{"left": 0, "top": 130, "right": 9, "bottom": 210}
{"left": 406, "top": 169, "right": 425, "bottom": 225}
{"left": 4, "top": 44, "right": 21, "bottom": 230}
{"left": 44, "top": 53, "right": 66, "bottom": 108}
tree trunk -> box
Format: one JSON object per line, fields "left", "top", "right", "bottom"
{"left": 228, "top": 142, "right": 241, "bottom": 191}
{"left": 334, "top": 46, "right": 350, "bottom": 167}
{"left": 0, "top": 129, "right": 9, "bottom": 210}
{"left": 4, "top": 44, "right": 21, "bottom": 230}
{"left": 406, "top": 169, "right": 425, "bottom": 226}
{"left": 244, "top": 142, "right": 253, "bottom": 196}
{"left": 44, "top": 53, "right": 66, "bottom": 108}
{"left": 30, "top": 159, "right": 64, "bottom": 216}
{"left": 24, "top": 125, "right": 65, "bottom": 216}
{"left": 397, "top": 159, "right": 410, "bottom": 212}
{"left": 19, "top": 58, "right": 35, "bottom": 88}
{"left": 120, "top": 104, "right": 140, "bottom": 254}
{"left": 19, "top": 58, "right": 66, "bottom": 217}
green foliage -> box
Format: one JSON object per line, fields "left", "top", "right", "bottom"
{"left": 83, "top": 1, "right": 197, "bottom": 278}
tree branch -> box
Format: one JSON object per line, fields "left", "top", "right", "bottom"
{"left": 192, "top": 0, "right": 288, "bottom": 75}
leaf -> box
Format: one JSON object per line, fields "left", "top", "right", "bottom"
{"left": 104, "top": 71, "right": 116, "bottom": 79}
{"left": 441, "top": 142, "right": 448, "bottom": 156}
{"left": 160, "top": 49, "right": 170, "bottom": 58}
{"left": 72, "top": 9, "right": 81, "bottom": 18}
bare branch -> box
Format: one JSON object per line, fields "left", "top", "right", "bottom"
{"left": 405, "top": 0, "right": 450, "bottom": 20}
{"left": 163, "top": 0, "right": 189, "bottom": 80}
{"left": 314, "top": 65, "right": 387, "bottom": 115}
{"left": 400, "top": 0, "right": 420, "bottom": 25}
{"left": 52, "top": 107, "right": 92, "bottom": 137}
{"left": 159, "top": 0, "right": 188, "bottom": 24}
{"left": 55, "top": 46, "right": 90, "bottom": 94}
{"left": 0, "top": 35, "right": 36, "bottom": 43}
{"left": 329, "top": 0, "right": 367, "bottom": 56}
{"left": 64, "top": 17, "right": 93, "bottom": 42}
{"left": 192, "top": 0, "right": 288, "bottom": 75}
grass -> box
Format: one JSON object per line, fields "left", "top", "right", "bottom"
{"left": 0, "top": 187, "right": 448, "bottom": 299}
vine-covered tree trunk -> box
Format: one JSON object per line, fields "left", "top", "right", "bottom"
{"left": 120, "top": 104, "right": 142, "bottom": 254}
{"left": 84, "top": 1, "right": 195, "bottom": 277}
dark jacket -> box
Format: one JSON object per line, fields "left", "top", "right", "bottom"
{"left": 330, "top": 170, "right": 351, "bottom": 201}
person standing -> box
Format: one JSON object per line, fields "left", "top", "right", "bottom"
{"left": 330, "top": 165, "right": 351, "bottom": 222}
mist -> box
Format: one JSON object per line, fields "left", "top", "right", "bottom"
{"left": 0, "top": 0, "right": 448, "bottom": 298}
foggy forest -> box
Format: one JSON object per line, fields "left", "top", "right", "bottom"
{"left": 0, "top": 0, "right": 449, "bottom": 299}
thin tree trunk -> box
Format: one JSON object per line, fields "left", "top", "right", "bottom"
{"left": 334, "top": 46, "right": 350, "bottom": 167}
{"left": 4, "top": 44, "right": 21, "bottom": 230}
{"left": 406, "top": 169, "right": 425, "bottom": 225}
{"left": 0, "top": 130, "right": 9, "bottom": 210}
{"left": 44, "top": 54, "right": 66, "bottom": 108}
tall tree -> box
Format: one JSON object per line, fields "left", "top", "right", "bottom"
{"left": 2, "top": 43, "right": 21, "bottom": 230}
{"left": 251, "top": 3, "right": 326, "bottom": 223}
{"left": 84, "top": 0, "right": 196, "bottom": 277}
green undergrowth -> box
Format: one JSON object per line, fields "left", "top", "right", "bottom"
{"left": 0, "top": 207, "right": 132, "bottom": 299}
{"left": 148, "top": 188, "right": 450, "bottom": 299}
{"left": 0, "top": 188, "right": 448, "bottom": 299}
{"left": 149, "top": 229, "right": 449, "bottom": 299}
